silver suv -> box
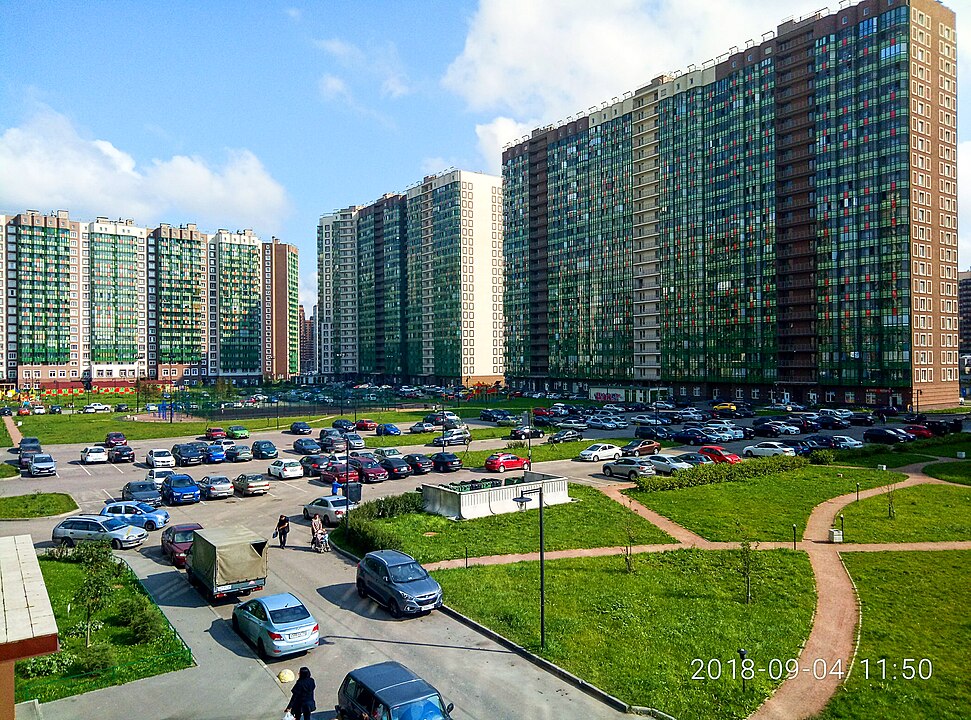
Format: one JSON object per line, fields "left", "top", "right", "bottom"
{"left": 356, "top": 550, "right": 443, "bottom": 618}
{"left": 51, "top": 515, "right": 148, "bottom": 549}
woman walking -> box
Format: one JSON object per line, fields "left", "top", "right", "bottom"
{"left": 286, "top": 666, "right": 316, "bottom": 720}
{"left": 275, "top": 514, "right": 290, "bottom": 549}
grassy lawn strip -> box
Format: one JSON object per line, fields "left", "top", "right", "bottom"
{"left": 838, "top": 484, "right": 971, "bottom": 543}
{"left": 434, "top": 550, "right": 815, "bottom": 720}
{"left": 0, "top": 462, "right": 20, "bottom": 478}
{"left": 0, "top": 492, "right": 77, "bottom": 518}
{"left": 814, "top": 551, "right": 970, "bottom": 720}
{"left": 833, "top": 450, "right": 936, "bottom": 469}
{"left": 15, "top": 556, "right": 192, "bottom": 703}
{"left": 626, "top": 467, "right": 904, "bottom": 542}
{"left": 921, "top": 460, "right": 971, "bottom": 486}
{"left": 342, "top": 484, "right": 676, "bottom": 564}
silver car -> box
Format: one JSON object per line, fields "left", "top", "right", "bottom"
{"left": 343, "top": 433, "right": 366, "bottom": 450}
{"left": 602, "top": 457, "right": 656, "bottom": 480}
{"left": 51, "top": 515, "right": 148, "bottom": 549}
{"left": 198, "top": 475, "right": 233, "bottom": 499}
{"left": 302, "top": 495, "right": 354, "bottom": 526}
{"left": 28, "top": 453, "right": 57, "bottom": 477}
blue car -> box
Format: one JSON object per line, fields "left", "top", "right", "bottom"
{"left": 100, "top": 501, "right": 170, "bottom": 531}
{"left": 376, "top": 423, "right": 401, "bottom": 436}
{"left": 161, "top": 474, "right": 201, "bottom": 505}
{"left": 231, "top": 592, "right": 319, "bottom": 659}
{"left": 205, "top": 444, "right": 226, "bottom": 463}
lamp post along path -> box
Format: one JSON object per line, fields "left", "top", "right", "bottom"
{"left": 513, "top": 483, "right": 545, "bottom": 650}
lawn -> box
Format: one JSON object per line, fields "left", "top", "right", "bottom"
{"left": 15, "top": 555, "right": 193, "bottom": 703}
{"left": 814, "top": 551, "right": 970, "bottom": 720}
{"left": 0, "top": 462, "right": 20, "bottom": 478}
{"left": 903, "top": 434, "right": 971, "bottom": 458}
{"left": 921, "top": 460, "right": 971, "bottom": 486}
{"left": 626, "top": 467, "right": 905, "bottom": 542}
{"left": 833, "top": 450, "right": 936, "bottom": 469}
{"left": 434, "top": 550, "right": 815, "bottom": 720}
{"left": 336, "top": 483, "right": 676, "bottom": 564}
{"left": 837, "top": 484, "right": 971, "bottom": 543}
{"left": 0, "top": 492, "right": 77, "bottom": 518}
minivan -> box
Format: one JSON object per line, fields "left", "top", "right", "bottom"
{"left": 337, "top": 662, "right": 454, "bottom": 720}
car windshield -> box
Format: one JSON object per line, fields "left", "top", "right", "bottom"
{"left": 268, "top": 605, "right": 311, "bottom": 624}
{"left": 243, "top": 475, "right": 263, "bottom": 482}
{"left": 208, "top": 476, "right": 230, "bottom": 484}
{"left": 130, "top": 482, "right": 155, "bottom": 493}
{"left": 392, "top": 696, "right": 445, "bottom": 720}
{"left": 173, "top": 530, "right": 196, "bottom": 542}
{"left": 154, "top": 450, "right": 171, "bottom": 457}
{"left": 134, "top": 502, "right": 156, "bottom": 513}
{"left": 32, "top": 455, "right": 53, "bottom": 463}
{"left": 171, "top": 477, "right": 194, "bottom": 488}
{"left": 102, "top": 517, "right": 127, "bottom": 531}
{"left": 389, "top": 561, "right": 428, "bottom": 583}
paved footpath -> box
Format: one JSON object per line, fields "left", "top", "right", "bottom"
{"left": 425, "top": 465, "right": 971, "bottom": 720}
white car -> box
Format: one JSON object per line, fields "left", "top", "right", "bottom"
{"left": 146, "top": 449, "right": 175, "bottom": 468}
{"left": 211, "top": 438, "right": 236, "bottom": 450}
{"left": 31, "top": 405, "right": 47, "bottom": 415}
{"left": 602, "top": 404, "right": 626, "bottom": 413}
{"left": 630, "top": 414, "right": 665, "bottom": 426}
{"left": 743, "top": 442, "right": 797, "bottom": 457}
{"left": 80, "top": 446, "right": 109, "bottom": 464}
{"left": 764, "top": 422, "right": 800, "bottom": 436}
{"left": 146, "top": 468, "right": 175, "bottom": 490}
{"left": 648, "top": 454, "right": 694, "bottom": 474}
{"left": 578, "top": 443, "right": 622, "bottom": 462}
{"left": 267, "top": 459, "right": 302, "bottom": 479}
{"left": 373, "top": 448, "right": 403, "bottom": 460}
{"left": 832, "top": 435, "right": 864, "bottom": 449}
{"left": 83, "top": 403, "right": 112, "bottom": 414}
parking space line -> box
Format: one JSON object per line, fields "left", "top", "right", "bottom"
{"left": 78, "top": 463, "right": 92, "bottom": 476}
{"left": 101, "top": 488, "right": 113, "bottom": 501}
{"left": 279, "top": 480, "right": 311, "bottom": 494}
{"left": 112, "top": 463, "right": 126, "bottom": 474}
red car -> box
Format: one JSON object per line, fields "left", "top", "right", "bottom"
{"left": 318, "top": 461, "right": 354, "bottom": 485}
{"left": 16, "top": 407, "right": 30, "bottom": 416}
{"left": 484, "top": 453, "right": 531, "bottom": 473}
{"left": 348, "top": 457, "right": 389, "bottom": 483}
{"left": 104, "top": 432, "right": 128, "bottom": 448}
{"left": 698, "top": 445, "right": 742, "bottom": 464}
{"left": 160, "top": 522, "right": 203, "bottom": 568}
{"left": 532, "top": 407, "right": 552, "bottom": 417}
{"left": 205, "top": 427, "right": 227, "bottom": 440}
{"left": 902, "top": 425, "right": 933, "bottom": 439}
{"left": 355, "top": 418, "right": 378, "bottom": 431}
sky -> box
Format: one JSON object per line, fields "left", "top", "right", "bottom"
{"left": 0, "top": 0, "right": 967, "bottom": 311}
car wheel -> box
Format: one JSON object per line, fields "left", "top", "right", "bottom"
{"left": 498, "top": 464, "right": 506, "bottom": 473}
{"left": 145, "top": 521, "right": 156, "bottom": 532}
{"left": 604, "top": 467, "right": 613, "bottom": 477}
{"left": 356, "top": 580, "right": 367, "bottom": 598}
{"left": 231, "top": 614, "right": 240, "bottom": 633}
{"left": 613, "top": 452, "right": 621, "bottom": 460}
{"left": 322, "top": 514, "right": 333, "bottom": 528}
{"left": 523, "top": 461, "right": 530, "bottom": 470}
{"left": 628, "top": 471, "right": 638, "bottom": 480}
{"left": 388, "top": 600, "right": 402, "bottom": 619}
{"left": 744, "top": 450, "right": 754, "bottom": 457}
{"left": 60, "top": 537, "right": 75, "bottom": 548}
{"left": 111, "top": 539, "right": 122, "bottom": 550}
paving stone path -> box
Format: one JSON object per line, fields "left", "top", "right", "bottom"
{"left": 423, "top": 463, "right": 970, "bottom": 719}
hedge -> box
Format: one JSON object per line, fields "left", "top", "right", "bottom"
{"left": 342, "top": 492, "right": 425, "bottom": 554}
{"left": 634, "top": 455, "right": 809, "bottom": 492}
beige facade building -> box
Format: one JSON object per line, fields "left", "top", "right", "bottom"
{"left": 261, "top": 237, "right": 300, "bottom": 380}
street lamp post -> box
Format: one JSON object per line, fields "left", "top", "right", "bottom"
{"left": 512, "top": 485, "right": 545, "bottom": 650}
{"left": 915, "top": 388, "right": 922, "bottom": 415}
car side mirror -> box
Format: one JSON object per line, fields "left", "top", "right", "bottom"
{"left": 383, "top": 576, "right": 390, "bottom": 584}
{"left": 446, "top": 702, "right": 454, "bottom": 714}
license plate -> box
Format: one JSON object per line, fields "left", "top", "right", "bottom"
{"left": 288, "top": 630, "right": 308, "bottom": 640}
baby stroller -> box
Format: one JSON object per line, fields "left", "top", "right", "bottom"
{"left": 311, "top": 529, "right": 330, "bottom": 553}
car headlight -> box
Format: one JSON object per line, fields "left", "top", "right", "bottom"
{"left": 398, "top": 590, "right": 416, "bottom": 602}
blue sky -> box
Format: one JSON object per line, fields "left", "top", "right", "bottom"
{"left": 1, "top": 1, "right": 967, "bottom": 309}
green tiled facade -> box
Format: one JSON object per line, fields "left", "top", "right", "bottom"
{"left": 13, "top": 222, "right": 71, "bottom": 365}
{"left": 89, "top": 229, "right": 140, "bottom": 364}
{"left": 217, "top": 236, "right": 261, "bottom": 375}
{"left": 154, "top": 233, "right": 205, "bottom": 365}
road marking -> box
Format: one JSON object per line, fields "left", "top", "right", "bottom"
{"left": 279, "top": 480, "right": 311, "bottom": 494}
{"left": 78, "top": 463, "right": 92, "bottom": 476}
{"left": 101, "top": 488, "right": 113, "bottom": 500}
{"left": 112, "top": 463, "right": 126, "bottom": 474}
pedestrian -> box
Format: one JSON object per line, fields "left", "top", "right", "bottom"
{"left": 275, "top": 514, "right": 290, "bottom": 549}
{"left": 285, "top": 666, "right": 316, "bottom": 720}
{"left": 331, "top": 477, "right": 341, "bottom": 496}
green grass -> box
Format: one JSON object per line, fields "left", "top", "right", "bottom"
{"left": 0, "top": 419, "right": 11, "bottom": 448}
{"left": 626, "top": 467, "right": 905, "bottom": 542}
{"left": 814, "top": 551, "right": 970, "bottom": 720}
{"left": 905, "top": 434, "right": 971, "bottom": 458}
{"left": 0, "top": 462, "right": 20, "bottom": 478}
{"left": 833, "top": 450, "right": 936, "bottom": 469}
{"left": 15, "top": 556, "right": 193, "bottom": 703}
{"left": 434, "top": 550, "right": 815, "bottom": 720}
{"left": 837, "top": 484, "right": 971, "bottom": 543}
{"left": 0, "top": 492, "right": 77, "bottom": 518}
{"left": 922, "top": 460, "right": 971, "bottom": 486}
{"left": 340, "top": 483, "right": 676, "bottom": 564}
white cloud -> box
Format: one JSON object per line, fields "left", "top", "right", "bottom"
{"left": 0, "top": 108, "right": 290, "bottom": 234}
{"left": 316, "top": 37, "right": 411, "bottom": 99}
{"left": 318, "top": 73, "right": 352, "bottom": 103}
{"left": 285, "top": 7, "right": 301, "bottom": 21}
{"left": 474, "top": 117, "right": 536, "bottom": 175}
{"left": 315, "top": 38, "right": 364, "bottom": 64}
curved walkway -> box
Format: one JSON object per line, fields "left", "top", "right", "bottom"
{"left": 423, "top": 465, "right": 970, "bottom": 720}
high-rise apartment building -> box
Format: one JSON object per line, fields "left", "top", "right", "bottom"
{"left": 261, "top": 237, "right": 300, "bottom": 380}
{"left": 317, "top": 169, "right": 504, "bottom": 386}
{"left": 209, "top": 229, "right": 262, "bottom": 381}
{"left": 505, "top": 0, "right": 957, "bottom": 408}
{"left": 298, "top": 304, "right": 317, "bottom": 375}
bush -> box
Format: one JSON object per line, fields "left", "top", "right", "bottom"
{"left": 635, "top": 455, "right": 809, "bottom": 492}
{"left": 115, "top": 595, "right": 150, "bottom": 625}
{"left": 505, "top": 440, "right": 527, "bottom": 450}
{"left": 350, "top": 492, "right": 424, "bottom": 521}
{"left": 809, "top": 450, "right": 835, "bottom": 465}
{"left": 130, "top": 608, "right": 168, "bottom": 644}
{"left": 17, "top": 651, "right": 76, "bottom": 678}
{"left": 64, "top": 620, "right": 104, "bottom": 639}
{"left": 73, "top": 643, "right": 117, "bottom": 675}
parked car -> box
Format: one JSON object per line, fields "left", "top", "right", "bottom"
{"left": 901, "top": 424, "right": 934, "bottom": 439}
{"left": 602, "top": 456, "right": 656, "bottom": 479}
{"left": 146, "top": 468, "right": 175, "bottom": 490}
{"left": 430, "top": 452, "right": 463, "bottom": 472}
{"left": 227, "top": 425, "right": 250, "bottom": 439}
{"left": 100, "top": 501, "right": 170, "bottom": 531}
{"left": 337, "top": 662, "right": 454, "bottom": 720}
{"left": 348, "top": 457, "right": 389, "bottom": 483}
{"left": 621, "top": 439, "right": 661, "bottom": 457}
{"left": 376, "top": 423, "right": 401, "bottom": 436}
{"left": 0, "top": 407, "right": 11, "bottom": 416}
{"left": 403, "top": 453, "right": 434, "bottom": 475}
{"left": 146, "top": 448, "right": 175, "bottom": 468}
{"left": 483, "top": 453, "right": 530, "bottom": 473}
{"left": 318, "top": 461, "right": 353, "bottom": 485}
{"left": 52, "top": 515, "right": 148, "bottom": 549}
{"left": 160, "top": 474, "right": 201, "bottom": 505}
{"left": 781, "top": 439, "right": 815, "bottom": 456}
{"left": 232, "top": 592, "right": 319, "bottom": 659}
{"left": 198, "top": 475, "right": 234, "bottom": 499}
{"left": 225, "top": 444, "right": 253, "bottom": 462}
{"left": 848, "top": 413, "right": 876, "bottom": 426}
{"left": 104, "top": 432, "right": 128, "bottom": 448}
{"left": 804, "top": 435, "right": 837, "bottom": 449}
{"left": 697, "top": 445, "right": 741, "bottom": 464}
{"left": 332, "top": 419, "right": 355, "bottom": 431}
{"left": 343, "top": 433, "right": 366, "bottom": 450}
{"left": 303, "top": 495, "right": 353, "bottom": 526}
{"left": 549, "top": 429, "right": 583, "bottom": 444}
{"left": 356, "top": 550, "right": 443, "bottom": 618}
{"left": 578, "top": 443, "right": 622, "bottom": 462}
{"left": 101, "top": 445, "right": 132, "bottom": 464}
{"left": 299, "top": 454, "right": 330, "bottom": 477}
{"left": 268, "top": 459, "right": 303, "bottom": 479}
{"left": 122, "top": 480, "right": 162, "bottom": 507}
{"left": 817, "top": 416, "right": 851, "bottom": 430}
{"left": 374, "top": 457, "right": 410, "bottom": 479}
{"left": 635, "top": 426, "right": 673, "bottom": 441}
{"left": 675, "top": 452, "right": 715, "bottom": 467}
{"left": 172, "top": 444, "right": 203, "bottom": 466}
{"left": 432, "top": 429, "right": 470, "bottom": 447}
{"left": 205, "top": 427, "right": 227, "bottom": 440}
{"left": 556, "top": 418, "right": 588, "bottom": 431}
{"left": 233, "top": 473, "right": 271, "bottom": 495}
{"left": 355, "top": 419, "right": 378, "bottom": 431}
{"left": 290, "top": 421, "right": 313, "bottom": 435}
{"left": 319, "top": 434, "right": 348, "bottom": 453}
{"left": 28, "top": 453, "right": 57, "bottom": 477}
{"left": 672, "top": 429, "right": 708, "bottom": 445}
{"left": 648, "top": 454, "right": 694, "bottom": 474}
{"left": 251, "top": 440, "right": 278, "bottom": 459}
{"left": 160, "top": 522, "right": 203, "bottom": 567}
{"left": 293, "top": 438, "right": 322, "bottom": 455}
{"left": 83, "top": 403, "right": 112, "bottom": 414}
{"left": 863, "top": 428, "right": 905, "bottom": 445}
{"left": 80, "top": 446, "right": 109, "bottom": 464}
{"left": 510, "top": 426, "right": 544, "bottom": 440}
{"left": 203, "top": 444, "right": 226, "bottom": 463}
{"left": 409, "top": 421, "right": 437, "bottom": 434}
{"left": 831, "top": 435, "right": 864, "bottom": 449}
{"left": 743, "top": 442, "right": 796, "bottom": 457}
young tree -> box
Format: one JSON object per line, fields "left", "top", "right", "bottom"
{"left": 735, "top": 522, "right": 760, "bottom": 604}
{"left": 70, "top": 541, "right": 120, "bottom": 647}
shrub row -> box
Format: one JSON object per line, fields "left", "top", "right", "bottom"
{"left": 634, "top": 455, "right": 809, "bottom": 492}
{"left": 342, "top": 492, "right": 426, "bottom": 555}
{"left": 349, "top": 492, "right": 424, "bottom": 521}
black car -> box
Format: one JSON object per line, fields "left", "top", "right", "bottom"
{"left": 672, "top": 429, "right": 707, "bottom": 445}
{"left": 785, "top": 416, "right": 820, "bottom": 433}
{"left": 121, "top": 480, "right": 162, "bottom": 507}
{"left": 290, "top": 421, "right": 313, "bottom": 435}
{"left": 781, "top": 439, "right": 815, "bottom": 456}
{"left": 251, "top": 440, "right": 278, "bottom": 459}
{"left": 804, "top": 434, "right": 836, "bottom": 449}
{"left": 848, "top": 413, "right": 876, "bottom": 426}
{"left": 299, "top": 455, "right": 330, "bottom": 477}
{"left": 115, "top": 404, "right": 130, "bottom": 412}
{"left": 50, "top": 405, "right": 62, "bottom": 414}
{"left": 403, "top": 453, "right": 434, "bottom": 474}
{"left": 753, "top": 424, "right": 782, "bottom": 438}
{"left": 479, "top": 409, "right": 507, "bottom": 422}
{"left": 18, "top": 437, "right": 42, "bottom": 454}
{"left": 430, "top": 452, "right": 463, "bottom": 472}
{"left": 817, "top": 416, "right": 851, "bottom": 430}
{"left": 863, "top": 428, "right": 904, "bottom": 444}
{"left": 319, "top": 435, "right": 348, "bottom": 453}
{"left": 0, "top": 407, "right": 11, "bottom": 416}
{"left": 332, "top": 419, "right": 355, "bottom": 431}
{"left": 171, "top": 444, "right": 203, "bottom": 466}
{"left": 532, "top": 415, "right": 556, "bottom": 428}
{"left": 549, "top": 429, "right": 583, "bottom": 444}
{"left": 108, "top": 446, "right": 135, "bottom": 463}
{"left": 293, "top": 438, "right": 322, "bottom": 455}
{"left": 901, "top": 412, "right": 928, "bottom": 424}
{"left": 874, "top": 405, "right": 899, "bottom": 417}
{"left": 380, "top": 457, "right": 414, "bottom": 479}
{"left": 509, "top": 426, "right": 544, "bottom": 440}
{"left": 635, "top": 425, "right": 673, "bottom": 440}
